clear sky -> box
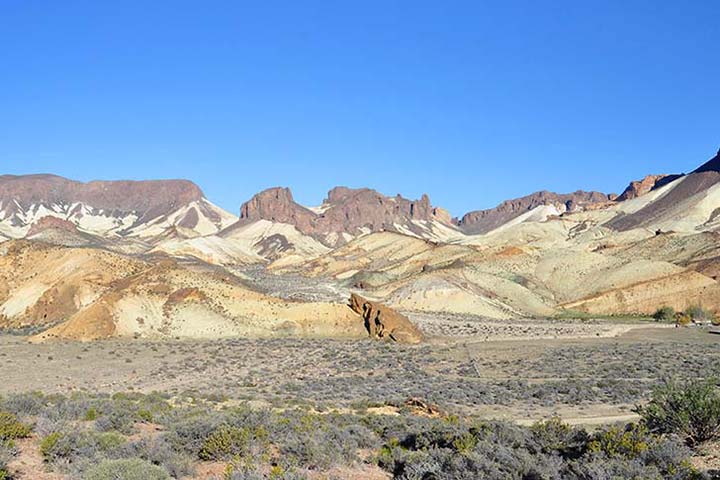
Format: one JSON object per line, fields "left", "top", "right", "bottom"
{"left": 1, "top": 1, "right": 718, "bottom": 217}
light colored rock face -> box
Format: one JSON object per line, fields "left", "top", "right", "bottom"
{"left": 457, "top": 190, "right": 612, "bottom": 234}
{"left": 349, "top": 293, "right": 424, "bottom": 344}
{"left": 0, "top": 240, "right": 367, "bottom": 342}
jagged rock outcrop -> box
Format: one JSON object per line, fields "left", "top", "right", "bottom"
{"left": 233, "top": 186, "right": 456, "bottom": 246}
{"left": 239, "top": 187, "right": 316, "bottom": 231}
{"left": 348, "top": 293, "right": 424, "bottom": 343}
{"left": 615, "top": 174, "right": 681, "bottom": 201}
{"left": 315, "top": 187, "right": 445, "bottom": 233}
{"left": 457, "top": 190, "right": 612, "bottom": 234}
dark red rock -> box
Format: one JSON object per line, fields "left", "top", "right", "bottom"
{"left": 0, "top": 174, "right": 204, "bottom": 222}
{"left": 233, "top": 186, "right": 452, "bottom": 244}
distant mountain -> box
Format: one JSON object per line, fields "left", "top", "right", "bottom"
{"left": 0, "top": 174, "right": 236, "bottom": 240}
{"left": 227, "top": 186, "right": 459, "bottom": 246}
{"left": 3, "top": 147, "right": 720, "bottom": 267}
{"left": 3, "top": 148, "right": 720, "bottom": 341}
{"left": 457, "top": 190, "right": 613, "bottom": 235}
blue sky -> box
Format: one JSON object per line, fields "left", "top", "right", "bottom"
{"left": 1, "top": 1, "right": 718, "bottom": 216}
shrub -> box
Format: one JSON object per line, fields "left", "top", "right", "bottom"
{"left": 530, "top": 417, "right": 588, "bottom": 458}
{"left": 0, "top": 442, "right": 14, "bottom": 480}
{"left": 199, "top": 425, "right": 268, "bottom": 461}
{"left": 84, "top": 407, "right": 99, "bottom": 421}
{"left": 124, "top": 437, "right": 194, "bottom": 478}
{"left": 636, "top": 378, "right": 720, "bottom": 446}
{"left": 40, "top": 430, "right": 126, "bottom": 465}
{"left": 83, "top": 458, "right": 170, "bottom": 480}
{"left": 94, "top": 406, "right": 138, "bottom": 434}
{"left": 0, "top": 413, "right": 31, "bottom": 441}
{"left": 39, "top": 432, "right": 64, "bottom": 460}
{"left": 587, "top": 424, "right": 651, "bottom": 458}
{"left": 685, "top": 305, "right": 715, "bottom": 323}
{"left": 653, "top": 306, "right": 676, "bottom": 323}
{"left": 0, "top": 392, "right": 45, "bottom": 417}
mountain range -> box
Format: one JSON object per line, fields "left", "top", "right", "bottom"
{"left": 1, "top": 148, "right": 719, "bottom": 341}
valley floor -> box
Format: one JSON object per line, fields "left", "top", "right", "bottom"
{"left": 1, "top": 322, "right": 716, "bottom": 425}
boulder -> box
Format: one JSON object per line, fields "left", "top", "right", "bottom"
{"left": 348, "top": 293, "right": 424, "bottom": 344}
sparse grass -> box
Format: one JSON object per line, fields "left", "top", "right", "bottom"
{"left": 0, "top": 390, "right": 705, "bottom": 479}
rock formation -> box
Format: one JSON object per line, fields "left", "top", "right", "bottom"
{"left": 0, "top": 174, "right": 236, "bottom": 240}
{"left": 615, "top": 174, "right": 681, "bottom": 201}
{"left": 233, "top": 186, "right": 455, "bottom": 246}
{"left": 348, "top": 293, "right": 424, "bottom": 343}
{"left": 238, "top": 187, "right": 316, "bottom": 232}
{"left": 457, "top": 190, "right": 612, "bottom": 234}
{"left": 0, "top": 174, "right": 204, "bottom": 218}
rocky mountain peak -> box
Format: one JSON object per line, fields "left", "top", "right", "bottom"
{"left": 238, "top": 187, "right": 315, "bottom": 232}
{"left": 232, "top": 185, "right": 455, "bottom": 246}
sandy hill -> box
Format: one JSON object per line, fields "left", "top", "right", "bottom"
{"left": 0, "top": 240, "right": 365, "bottom": 342}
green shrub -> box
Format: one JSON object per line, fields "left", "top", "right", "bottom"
{"left": 685, "top": 305, "right": 715, "bottom": 323}
{"left": 530, "top": 416, "right": 587, "bottom": 457}
{"left": 653, "top": 306, "right": 676, "bottom": 322}
{"left": 636, "top": 378, "right": 720, "bottom": 446}
{"left": 83, "top": 458, "right": 170, "bottom": 480}
{"left": 84, "top": 407, "right": 99, "bottom": 421}
{"left": 39, "top": 432, "right": 66, "bottom": 461}
{"left": 0, "top": 413, "right": 31, "bottom": 441}
{"left": 587, "top": 423, "right": 650, "bottom": 458}
{"left": 199, "top": 425, "right": 268, "bottom": 461}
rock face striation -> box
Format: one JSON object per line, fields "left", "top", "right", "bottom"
{"left": 457, "top": 190, "right": 613, "bottom": 234}
{"left": 348, "top": 293, "right": 424, "bottom": 344}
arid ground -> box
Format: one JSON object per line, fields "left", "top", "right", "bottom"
{"left": 2, "top": 322, "right": 715, "bottom": 424}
